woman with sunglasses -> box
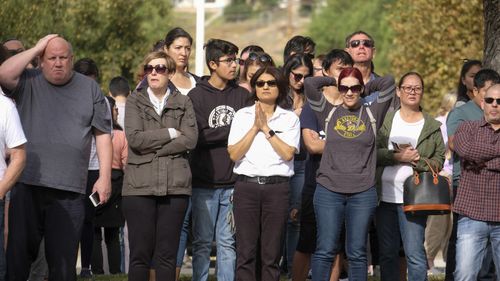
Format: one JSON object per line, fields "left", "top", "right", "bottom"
{"left": 376, "top": 72, "right": 444, "bottom": 281}
{"left": 123, "top": 51, "right": 198, "bottom": 280}
{"left": 305, "top": 67, "right": 396, "bottom": 281}
{"left": 239, "top": 51, "right": 275, "bottom": 92}
{"left": 228, "top": 66, "right": 300, "bottom": 281}
{"left": 282, "top": 53, "right": 313, "bottom": 276}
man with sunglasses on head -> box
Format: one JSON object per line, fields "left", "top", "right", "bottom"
{"left": 445, "top": 68, "right": 500, "bottom": 281}
{"left": 452, "top": 83, "right": 500, "bottom": 281}
{"left": 0, "top": 34, "right": 112, "bottom": 281}
{"left": 187, "top": 39, "right": 251, "bottom": 281}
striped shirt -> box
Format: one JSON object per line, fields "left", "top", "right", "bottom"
{"left": 453, "top": 118, "right": 500, "bottom": 222}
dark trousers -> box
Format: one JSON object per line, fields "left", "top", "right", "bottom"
{"left": 6, "top": 183, "right": 85, "bottom": 281}
{"left": 234, "top": 180, "right": 289, "bottom": 281}
{"left": 123, "top": 195, "right": 188, "bottom": 281}
{"left": 91, "top": 227, "right": 121, "bottom": 274}
{"left": 80, "top": 170, "right": 99, "bottom": 269}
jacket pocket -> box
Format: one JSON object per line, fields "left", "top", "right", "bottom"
{"left": 163, "top": 109, "right": 185, "bottom": 128}
{"left": 168, "top": 157, "right": 191, "bottom": 188}
{"left": 125, "top": 158, "right": 153, "bottom": 188}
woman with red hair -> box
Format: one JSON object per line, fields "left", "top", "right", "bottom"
{"left": 304, "top": 67, "right": 396, "bottom": 280}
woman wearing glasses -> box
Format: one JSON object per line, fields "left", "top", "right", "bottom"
{"left": 123, "top": 51, "right": 198, "bottom": 280}
{"left": 228, "top": 66, "right": 300, "bottom": 281}
{"left": 282, "top": 53, "right": 313, "bottom": 276}
{"left": 376, "top": 72, "right": 444, "bottom": 281}
{"left": 305, "top": 67, "right": 396, "bottom": 281}
{"left": 239, "top": 51, "right": 275, "bottom": 92}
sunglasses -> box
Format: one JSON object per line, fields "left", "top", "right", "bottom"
{"left": 255, "top": 80, "right": 278, "bottom": 88}
{"left": 484, "top": 97, "right": 500, "bottom": 105}
{"left": 240, "top": 52, "right": 273, "bottom": 66}
{"left": 291, "top": 72, "right": 307, "bottom": 82}
{"left": 144, "top": 64, "right": 168, "bottom": 75}
{"left": 349, "top": 39, "right": 374, "bottom": 48}
{"left": 338, "top": 84, "right": 363, "bottom": 94}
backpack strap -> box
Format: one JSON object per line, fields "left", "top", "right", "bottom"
{"left": 365, "top": 107, "right": 377, "bottom": 137}
{"left": 324, "top": 106, "right": 338, "bottom": 141}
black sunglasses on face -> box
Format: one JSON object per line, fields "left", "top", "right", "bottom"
{"left": 144, "top": 64, "right": 168, "bottom": 75}
{"left": 338, "top": 84, "right": 363, "bottom": 94}
{"left": 484, "top": 97, "right": 500, "bottom": 105}
{"left": 291, "top": 72, "right": 307, "bottom": 83}
{"left": 349, "top": 39, "right": 374, "bottom": 48}
{"left": 255, "top": 80, "right": 278, "bottom": 88}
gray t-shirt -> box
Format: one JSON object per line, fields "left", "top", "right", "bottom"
{"left": 8, "top": 69, "right": 111, "bottom": 194}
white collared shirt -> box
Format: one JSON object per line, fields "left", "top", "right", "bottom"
{"left": 228, "top": 104, "right": 300, "bottom": 177}
{"left": 147, "top": 87, "right": 178, "bottom": 139}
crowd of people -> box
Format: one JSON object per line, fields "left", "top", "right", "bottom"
{"left": 0, "top": 26, "right": 498, "bottom": 281}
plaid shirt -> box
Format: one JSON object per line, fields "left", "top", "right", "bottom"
{"left": 453, "top": 118, "right": 500, "bottom": 222}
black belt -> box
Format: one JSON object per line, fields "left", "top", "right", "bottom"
{"left": 237, "top": 175, "right": 289, "bottom": 185}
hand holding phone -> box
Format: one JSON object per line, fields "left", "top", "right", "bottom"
{"left": 89, "top": 191, "right": 101, "bottom": 207}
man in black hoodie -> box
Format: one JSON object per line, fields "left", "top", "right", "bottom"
{"left": 187, "top": 39, "right": 251, "bottom": 281}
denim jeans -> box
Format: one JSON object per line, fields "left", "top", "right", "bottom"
{"left": 376, "top": 202, "right": 428, "bottom": 281}
{"left": 455, "top": 216, "right": 500, "bottom": 281}
{"left": 192, "top": 187, "right": 236, "bottom": 281}
{"left": 312, "top": 185, "right": 377, "bottom": 281}
{"left": 176, "top": 198, "right": 192, "bottom": 267}
{"left": 286, "top": 160, "right": 305, "bottom": 276}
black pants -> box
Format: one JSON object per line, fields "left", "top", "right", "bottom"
{"left": 80, "top": 170, "right": 99, "bottom": 270}
{"left": 91, "top": 227, "right": 121, "bottom": 274}
{"left": 123, "top": 195, "right": 188, "bottom": 281}
{"left": 234, "top": 180, "right": 289, "bottom": 281}
{"left": 6, "top": 183, "right": 85, "bottom": 281}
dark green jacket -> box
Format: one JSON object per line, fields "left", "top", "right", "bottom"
{"left": 123, "top": 87, "right": 198, "bottom": 196}
{"left": 376, "top": 110, "right": 445, "bottom": 195}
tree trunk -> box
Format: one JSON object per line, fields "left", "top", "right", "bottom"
{"left": 483, "top": 0, "right": 500, "bottom": 73}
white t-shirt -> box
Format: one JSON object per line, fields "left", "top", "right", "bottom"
{"left": 228, "top": 104, "right": 300, "bottom": 177}
{"left": 176, "top": 73, "right": 197, "bottom": 96}
{"left": 0, "top": 94, "right": 27, "bottom": 179}
{"left": 381, "top": 110, "right": 424, "bottom": 203}
{"left": 116, "top": 101, "right": 126, "bottom": 129}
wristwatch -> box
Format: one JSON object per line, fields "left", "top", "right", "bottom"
{"left": 266, "top": 129, "right": 276, "bottom": 139}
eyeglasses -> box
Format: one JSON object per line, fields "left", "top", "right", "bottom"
{"left": 240, "top": 52, "right": 273, "bottom": 66}
{"left": 338, "top": 84, "right": 363, "bottom": 94}
{"left": 291, "top": 72, "right": 307, "bottom": 82}
{"left": 400, "top": 85, "right": 423, "bottom": 94}
{"left": 144, "top": 64, "right": 168, "bottom": 75}
{"left": 255, "top": 80, "right": 278, "bottom": 88}
{"left": 218, "top": 57, "right": 239, "bottom": 65}
{"left": 484, "top": 97, "right": 500, "bottom": 105}
{"left": 349, "top": 39, "right": 374, "bottom": 48}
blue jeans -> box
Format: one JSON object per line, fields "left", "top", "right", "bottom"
{"left": 312, "top": 185, "right": 377, "bottom": 281}
{"left": 455, "top": 216, "right": 500, "bottom": 281}
{"left": 176, "top": 198, "right": 192, "bottom": 267}
{"left": 192, "top": 187, "right": 235, "bottom": 281}
{"left": 376, "top": 202, "right": 428, "bottom": 281}
{"left": 286, "top": 160, "right": 305, "bottom": 276}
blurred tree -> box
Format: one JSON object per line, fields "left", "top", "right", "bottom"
{"left": 308, "top": 0, "right": 395, "bottom": 75}
{"left": 483, "top": 0, "right": 499, "bottom": 73}
{"left": 389, "top": 0, "right": 483, "bottom": 112}
{"left": 0, "top": 0, "right": 172, "bottom": 89}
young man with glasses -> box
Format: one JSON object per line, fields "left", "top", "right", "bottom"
{"left": 187, "top": 39, "right": 252, "bottom": 281}
{"left": 452, "top": 83, "right": 500, "bottom": 281}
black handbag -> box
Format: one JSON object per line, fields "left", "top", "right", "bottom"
{"left": 403, "top": 159, "right": 451, "bottom": 215}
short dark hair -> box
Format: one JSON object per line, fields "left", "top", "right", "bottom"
{"left": 283, "top": 53, "right": 313, "bottom": 89}
{"left": 152, "top": 39, "right": 165, "bottom": 51}
{"left": 0, "top": 45, "right": 10, "bottom": 65}
{"left": 398, "top": 71, "right": 424, "bottom": 89}
{"left": 250, "top": 66, "right": 292, "bottom": 110}
{"left": 345, "top": 30, "right": 375, "bottom": 48}
{"left": 240, "top": 45, "right": 264, "bottom": 57}
{"left": 164, "top": 27, "right": 193, "bottom": 48}
{"left": 109, "top": 76, "right": 130, "bottom": 98}
{"left": 204, "top": 39, "right": 239, "bottom": 72}
{"left": 74, "top": 58, "right": 99, "bottom": 79}
{"left": 322, "top": 49, "right": 354, "bottom": 71}
{"left": 474, "top": 69, "right": 500, "bottom": 89}
{"left": 456, "top": 59, "right": 482, "bottom": 102}
{"left": 283, "top": 35, "right": 316, "bottom": 62}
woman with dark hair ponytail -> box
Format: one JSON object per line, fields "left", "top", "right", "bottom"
{"left": 455, "top": 60, "right": 482, "bottom": 107}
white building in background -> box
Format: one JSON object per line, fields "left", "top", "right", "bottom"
{"left": 172, "top": 0, "right": 230, "bottom": 9}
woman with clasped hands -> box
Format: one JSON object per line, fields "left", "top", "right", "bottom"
{"left": 122, "top": 51, "right": 198, "bottom": 280}
{"left": 228, "top": 66, "right": 300, "bottom": 281}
